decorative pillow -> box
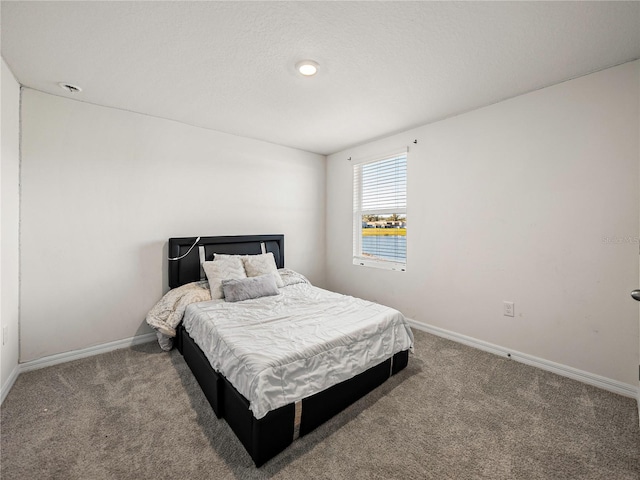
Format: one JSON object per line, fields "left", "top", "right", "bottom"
{"left": 202, "top": 256, "right": 247, "bottom": 299}
{"left": 242, "top": 252, "right": 284, "bottom": 288}
{"left": 221, "top": 274, "right": 279, "bottom": 303}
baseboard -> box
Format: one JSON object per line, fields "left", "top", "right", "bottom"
{"left": 4, "top": 324, "right": 637, "bottom": 408}
{"left": 20, "top": 332, "right": 157, "bottom": 373}
{"left": 407, "top": 319, "right": 638, "bottom": 399}
{"left": 1, "top": 364, "right": 21, "bottom": 405}
{"left": 1, "top": 332, "right": 156, "bottom": 404}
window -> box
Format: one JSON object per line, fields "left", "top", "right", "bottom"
{"left": 353, "top": 150, "right": 407, "bottom": 271}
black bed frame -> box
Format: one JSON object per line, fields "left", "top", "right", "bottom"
{"left": 168, "top": 234, "right": 409, "bottom": 466}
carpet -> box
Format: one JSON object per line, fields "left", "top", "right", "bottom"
{"left": 1, "top": 330, "right": 638, "bottom": 479}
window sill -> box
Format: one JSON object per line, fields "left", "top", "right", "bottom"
{"left": 353, "top": 258, "right": 406, "bottom": 272}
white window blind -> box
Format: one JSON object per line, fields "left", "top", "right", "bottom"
{"left": 353, "top": 151, "right": 407, "bottom": 271}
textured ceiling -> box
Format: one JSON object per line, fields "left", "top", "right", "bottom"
{"left": 2, "top": 1, "right": 639, "bottom": 155}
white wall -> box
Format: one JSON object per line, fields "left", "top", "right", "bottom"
{"left": 20, "top": 89, "right": 326, "bottom": 362}
{"left": 326, "top": 61, "right": 640, "bottom": 387}
{"left": 1, "top": 58, "right": 21, "bottom": 391}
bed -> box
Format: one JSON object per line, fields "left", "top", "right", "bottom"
{"left": 167, "top": 234, "right": 412, "bottom": 466}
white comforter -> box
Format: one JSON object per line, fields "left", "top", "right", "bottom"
{"left": 183, "top": 282, "right": 414, "bottom": 419}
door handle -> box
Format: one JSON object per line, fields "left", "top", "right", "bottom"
{"left": 631, "top": 290, "right": 640, "bottom": 301}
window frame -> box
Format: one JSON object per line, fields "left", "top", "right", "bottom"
{"left": 352, "top": 149, "right": 407, "bottom": 272}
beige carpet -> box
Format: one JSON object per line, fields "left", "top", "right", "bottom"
{"left": 1, "top": 330, "right": 638, "bottom": 479}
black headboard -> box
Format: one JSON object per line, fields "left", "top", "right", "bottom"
{"left": 168, "top": 234, "right": 284, "bottom": 289}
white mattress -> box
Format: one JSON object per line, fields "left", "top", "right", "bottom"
{"left": 183, "top": 282, "right": 414, "bottom": 419}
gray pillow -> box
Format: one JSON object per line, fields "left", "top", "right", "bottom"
{"left": 221, "top": 274, "right": 280, "bottom": 302}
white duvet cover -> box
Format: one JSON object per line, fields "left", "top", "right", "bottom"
{"left": 183, "top": 282, "right": 414, "bottom": 419}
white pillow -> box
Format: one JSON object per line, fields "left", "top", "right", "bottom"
{"left": 242, "top": 252, "right": 284, "bottom": 288}
{"left": 202, "top": 256, "right": 247, "bottom": 299}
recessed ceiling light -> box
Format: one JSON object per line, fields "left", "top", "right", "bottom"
{"left": 58, "top": 83, "right": 82, "bottom": 93}
{"left": 296, "top": 60, "right": 319, "bottom": 77}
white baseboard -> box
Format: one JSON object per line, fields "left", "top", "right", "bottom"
{"left": 1, "top": 364, "right": 21, "bottom": 405}
{"left": 4, "top": 324, "right": 638, "bottom": 408}
{"left": 407, "top": 319, "right": 638, "bottom": 399}
{"left": 1, "top": 332, "right": 156, "bottom": 404}
{"left": 20, "top": 332, "right": 157, "bottom": 373}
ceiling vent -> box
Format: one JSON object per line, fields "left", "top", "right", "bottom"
{"left": 58, "top": 83, "right": 82, "bottom": 93}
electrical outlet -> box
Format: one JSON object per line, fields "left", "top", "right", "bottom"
{"left": 2, "top": 325, "right": 8, "bottom": 345}
{"left": 503, "top": 301, "right": 514, "bottom": 317}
